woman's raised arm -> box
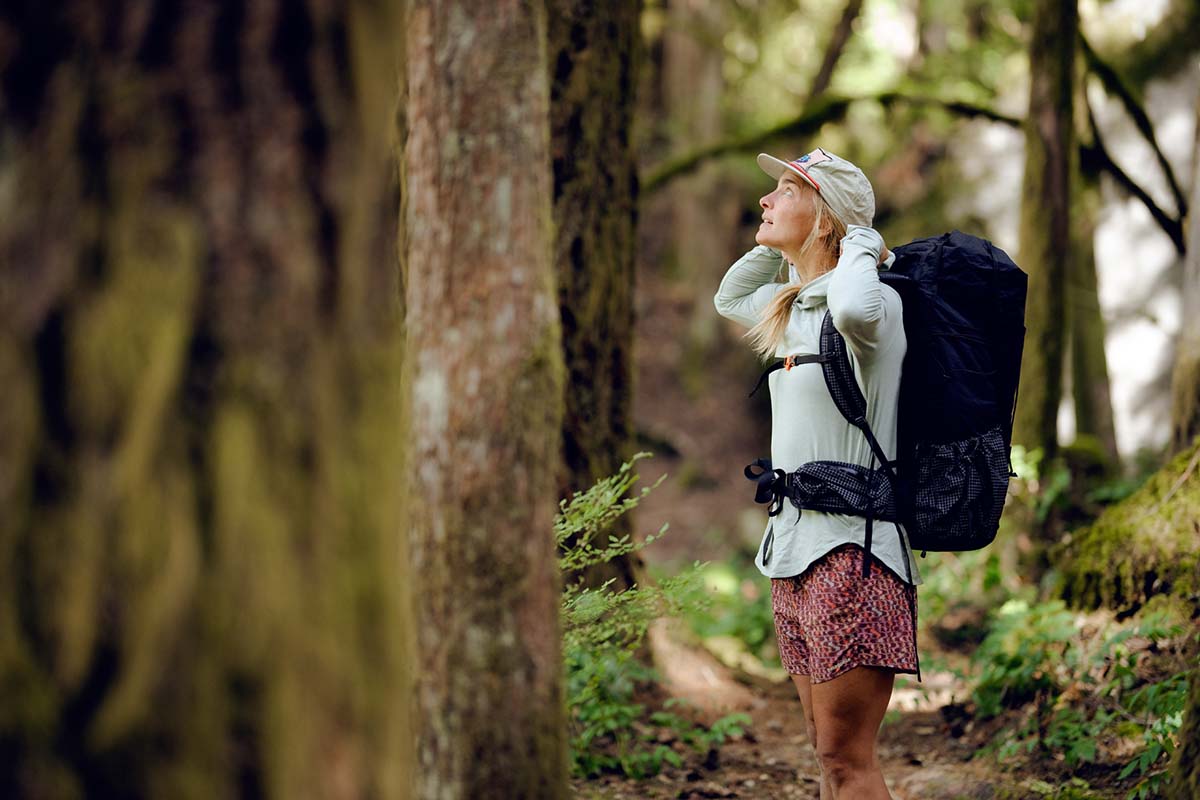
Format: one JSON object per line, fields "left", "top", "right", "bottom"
{"left": 827, "top": 225, "right": 902, "bottom": 362}
{"left": 713, "top": 245, "right": 788, "bottom": 329}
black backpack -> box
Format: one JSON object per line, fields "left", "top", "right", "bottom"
{"left": 745, "top": 230, "right": 1027, "bottom": 569}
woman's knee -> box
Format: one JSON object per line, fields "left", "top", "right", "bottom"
{"left": 815, "top": 743, "right": 876, "bottom": 785}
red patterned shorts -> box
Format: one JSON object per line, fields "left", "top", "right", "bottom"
{"left": 769, "top": 543, "right": 918, "bottom": 683}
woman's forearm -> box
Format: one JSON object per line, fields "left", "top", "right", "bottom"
{"left": 828, "top": 226, "right": 899, "bottom": 360}
{"left": 713, "top": 244, "right": 787, "bottom": 328}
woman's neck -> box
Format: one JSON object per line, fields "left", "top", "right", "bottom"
{"left": 785, "top": 251, "right": 837, "bottom": 287}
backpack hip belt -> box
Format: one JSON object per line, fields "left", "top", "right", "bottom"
{"left": 744, "top": 458, "right": 903, "bottom": 526}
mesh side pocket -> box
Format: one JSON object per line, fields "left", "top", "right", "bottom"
{"left": 912, "top": 426, "right": 1008, "bottom": 551}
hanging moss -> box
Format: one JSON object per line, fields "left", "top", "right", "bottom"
{"left": 1052, "top": 436, "right": 1200, "bottom": 614}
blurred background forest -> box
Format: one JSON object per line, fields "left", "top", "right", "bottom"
{"left": 0, "top": 0, "right": 1198, "bottom": 799}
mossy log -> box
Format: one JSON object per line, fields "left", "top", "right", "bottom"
{"left": 0, "top": 3, "right": 410, "bottom": 798}
{"left": 1052, "top": 438, "right": 1200, "bottom": 614}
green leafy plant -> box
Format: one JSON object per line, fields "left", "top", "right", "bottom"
{"left": 968, "top": 596, "right": 1192, "bottom": 796}
{"left": 969, "top": 594, "right": 1076, "bottom": 718}
{"left": 558, "top": 452, "right": 751, "bottom": 779}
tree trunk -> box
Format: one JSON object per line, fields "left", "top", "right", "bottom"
{"left": 404, "top": 2, "right": 568, "bottom": 798}
{"left": 0, "top": 2, "right": 410, "bottom": 798}
{"left": 547, "top": 0, "right": 644, "bottom": 593}
{"left": 663, "top": 0, "right": 735, "bottom": 379}
{"left": 1164, "top": 92, "right": 1200, "bottom": 800}
{"left": 1012, "top": 0, "right": 1076, "bottom": 467}
{"left": 1170, "top": 99, "right": 1200, "bottom": 455}
{"left": 1070, "top": 98, "right": 1118, "bottom": 464}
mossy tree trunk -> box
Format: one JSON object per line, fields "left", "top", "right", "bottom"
{"left": 1170, "top": 100, "right": 1200, "bottom": 455}
{"left": 1051, "top": 436, "right": 1200, "bottom": 795}
{"left": 663, "top": 0, "right": 740, "bottom": 401}
{"left": 1164, "top": 95, "right": 1200, "bottom": 800}
{"left": 0, "top": 2, "right": 410, "bottom": 798}
{"left": 404, "top": 2, "right": 568, "bottom": 798}
{"left": 1069, "top": 71, "right": 1118, "bottom": 464}
{"left": 1067, "top": 181, "right": 1118, "bottom": 462}
{"left": 547, "top": 0, "right": 645, "bottom": 594}
{"left": 1012, "top": 0, "right": 1076, "bottom": 467}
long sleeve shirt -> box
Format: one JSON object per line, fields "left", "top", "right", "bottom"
{"left": 713, "top": 225, "right": 923, "bottom": 586}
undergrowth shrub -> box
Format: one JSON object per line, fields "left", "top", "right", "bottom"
{"left": 559, "top": 452, "right": 751, "bottom": 779}
{"left": 969, "top": 595, "right": 1195, "bottom": 799}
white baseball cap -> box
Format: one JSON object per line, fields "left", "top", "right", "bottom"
{"left": 757, "top": 148, "right": 876, "bottom": 228}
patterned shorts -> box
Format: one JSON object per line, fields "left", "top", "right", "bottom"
{"left": 769, "top": 543, "right": 918, "bottom": 683}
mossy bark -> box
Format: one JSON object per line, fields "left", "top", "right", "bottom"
{"left": 1068, "top": 169, "right": 1118, "bottom": 463}
{"left": 404, "top": 2, "right": 568, "bottom": 798}
{"left": 1052, "top": 437, "right": 1200, "bottom": 614}
{"left": 547, "top": 1, "right": 645, "bottom": 594}
{"left": 662, "top": 0, "right": 739, "bottom": 405}
{"left": 1054, "top": 439, "right": 1200, "bottom": 796}
{"left": 1012, "top": 0, "right": 1076, "bottom": 466}
{"left": 0, "top": 2, "right": 410, "bottom": 798}
{"left": 1164, "top": 96, "right": 1200, "bottom": 800}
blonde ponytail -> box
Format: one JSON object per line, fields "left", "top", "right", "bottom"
{"left": 744, "top": 194, "right": 848, "bottom": 360}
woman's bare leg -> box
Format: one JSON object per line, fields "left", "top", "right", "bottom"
{"left": 809, "top": 665, "right": 895, "bottom": 799}
{"left": 790, "top": 674, "right": 834, "bottom": 800}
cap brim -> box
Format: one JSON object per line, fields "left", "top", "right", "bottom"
{"left": 757, "top": 153, "right": 820, "bottom": 192}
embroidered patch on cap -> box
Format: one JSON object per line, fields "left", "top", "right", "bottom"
{"left": 791, "top": 148, "right": 833, "bottom": 169}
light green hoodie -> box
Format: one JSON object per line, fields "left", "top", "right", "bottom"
{"left": 713, "top": 225, "right": 923, "bottom": 586}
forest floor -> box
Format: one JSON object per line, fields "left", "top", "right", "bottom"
{"left": 569, "top": 618, "right": 1158, "bottom": 800}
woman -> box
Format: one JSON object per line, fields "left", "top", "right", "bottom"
{"left": 713, "top": 148, "right": 921, "bottom": 800}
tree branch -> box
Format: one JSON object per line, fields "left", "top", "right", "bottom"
{"left": 1079, "top": 31, "right": 1188, "bottom": 219}
{"left": 1082, "top": 98, "right": 1186, "bottom": 255}
{"left": 640, "top": 91, "right": 1018, "bottom": 193}
{"left": 807, "top": 0, "right": 863, "bottom": 102}
{"left": 641, "top": 90, "right": 1185, "bottom": 255}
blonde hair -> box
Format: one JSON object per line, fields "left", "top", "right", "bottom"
{"left": 745, "top": 191, "right": 848, "bottom": 360}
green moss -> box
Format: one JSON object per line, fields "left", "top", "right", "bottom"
{"left": 1053, "top": 436, "right": 1200, "bottom": 613}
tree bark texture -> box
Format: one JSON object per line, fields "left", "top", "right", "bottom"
{"left": 1070, "top": 153, "right": 1118, "bottom": 462}
{"left": 0, "top": 2, "right": 410, "bottom": 798}
{"left": 662, "top": 0, "right": 734, "bottom": 375}
{"left": 404, "top": 2, "right": 569, "bottom": 798}
{"left": 1170, "top": 99, "right": 1200, "bottom": 455}
{"left": 1075, "top": 77, "right": 1118, "bottom": 462}
{"left": 547, "top": 0, "right": 644, "bottom": 592}
{"left": 1013, "top": 0, "right": 1076, "bottom": 465}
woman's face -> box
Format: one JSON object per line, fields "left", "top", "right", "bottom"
{"left": 756, "top": 173, "right": 820, "bottom": 254}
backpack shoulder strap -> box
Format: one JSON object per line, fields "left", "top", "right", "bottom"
{"left": 819, "top": 311, "right": 899, "bottom": 480}
{"left": 818, "top": 310, "right": 867, "bottom": 423}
